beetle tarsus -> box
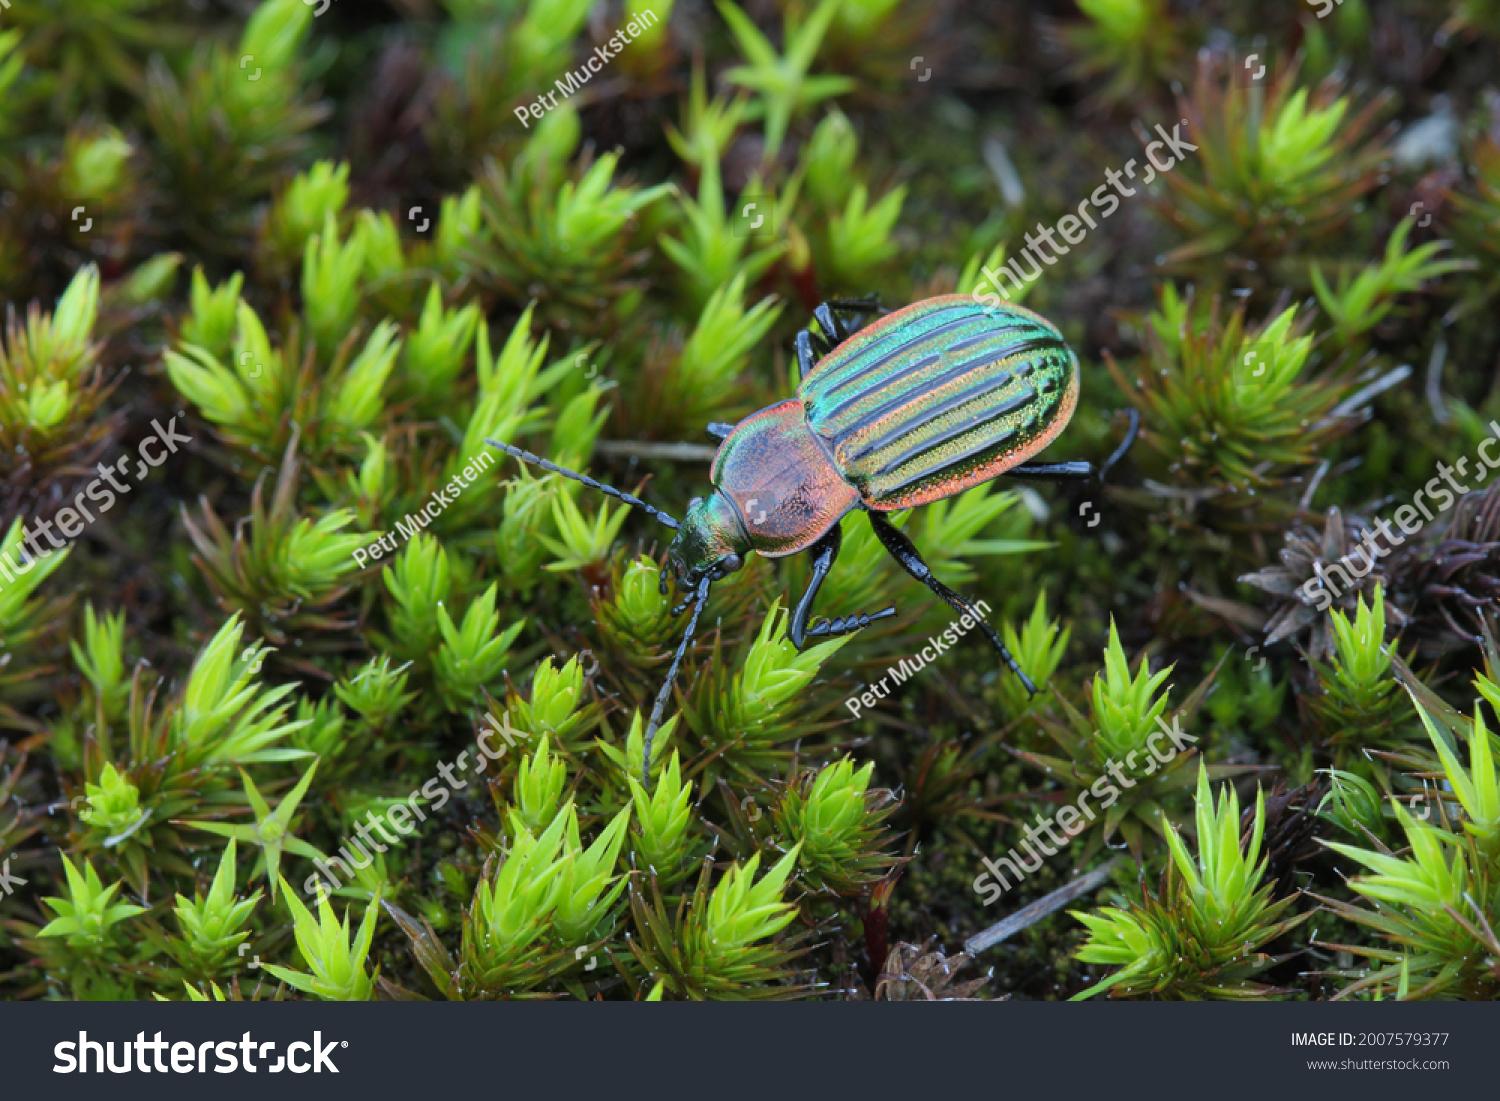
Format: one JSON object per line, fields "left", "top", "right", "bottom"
{"left": 787, "top": 527, "right": 898, "bottom": 646}
{"left": 817, "top": 296, "right": 886, "bottom": 341}
{"left": 807, "top": 607, "right": 898, "bottom": 639}
{"left": 811, "top": 297, "right": 886, "bottom": 348}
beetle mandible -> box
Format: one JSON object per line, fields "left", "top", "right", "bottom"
{"left": 488, "top": 294, "right": 1138, "bottom": 783}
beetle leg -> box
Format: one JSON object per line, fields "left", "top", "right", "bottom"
{"left": 867, "top": 511, "right": 1038, "bottom": 696}
{"left": 789, "top": 527, "right": 898, "bottom": 648}
{"left": 790, "top": 527, "right": 840, "bottom": 648}
{"left": 795, "top": 329, "right": 823, "bottom": 380}
{"left": 827, "top": 296, "right": 888, "bottom": 339}
{"left": 806, "top": 608, "right": 898, "bottom": 640}
{"left": 1005, "top": 410, "right": 1140, "bottom": 482}
{"left": 1005, "top": 460, "right": 1094, "bottom": 480}
{"left": 706, "top": 422, "right": 735, "bottom": 440}
{"left": 812, "top": 302, "right": 847, "bottom": 344}
{"left": 813, "top": 297, "right": 885, "bottom": 344}
{"left": 796, "top": 296, "right": 890, "bottom": 381}
{"left": 825, "top": 295, "right": 887, "bottom": 328}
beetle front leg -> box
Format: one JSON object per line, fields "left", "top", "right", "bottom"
{"left": 790, "top": 527, "right": 840, "bottom": 649}
{"left": 804, "top": 608, "right": 898, "bottom": 640}
{"left": 867, "top": 511, "right": 1037, "bottom": 695}
{"left": 789, "top": 525, "right": 896, "bottom": 648}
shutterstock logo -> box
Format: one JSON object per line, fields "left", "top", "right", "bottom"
{"left": 54, "top": 1032, "right": 346, "bottom": 1074}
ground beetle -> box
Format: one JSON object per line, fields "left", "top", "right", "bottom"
{"left": 488, "top": 294, "right": 1138, "bottom": 781}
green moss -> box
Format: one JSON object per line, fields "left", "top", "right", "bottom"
{"left": 3, "top": 0, "right": 1500, "bottom": 1003}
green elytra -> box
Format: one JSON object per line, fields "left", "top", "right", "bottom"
{"left": 488, "top": 295, "right": 1138, "bottom": 782}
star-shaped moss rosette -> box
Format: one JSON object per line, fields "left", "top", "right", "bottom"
{"left": 1313, "top": 680, "right": 1500, "bottom": 999}
{"left": 35, "top": 854, "right": 147, "bottom": 956}
{"left": 0, "top": 268, "right": 121, "bottom": 520}
{"left": 263, "top": 879, "right": 381, "bottom": 1002}
{"left": 626, "top": 846, "right": 808, "bottom": 1000}
{"left": 168, "top": 839, "right": 260, "bottom": 979}
{"left": 1305, "top": 588, "right": 1408, "bottom": 751}
{"left": 1449, "top": 134, "right": 1500, "bottom": 284}
{"left": 1158, "top": 55, "right": 1391, "bottom": 277}
{"left": 1017, "top": 621, "right": 1244, "bottom": 860}
{"left": 182, "top": 763, "right": 321, "bottom": 900}
{"left": 1071, "top": 767, "right": 1307, "bottom": 1000}
{"left": 1061, "top": 0, "right": 1185, "bottom": 109}
{"left": 716, "top": 0, "right": 853, "bottom": 159}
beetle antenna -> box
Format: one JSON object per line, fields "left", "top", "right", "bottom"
{"left": 485, "top": 438, "right": 679, "bottom": 530}
{"left": 642, "top": 574, "right": 712, "bottom": 785}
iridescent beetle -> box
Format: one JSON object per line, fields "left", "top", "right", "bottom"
{"left": 488, "top": 295, "right": 1137, "bottom": 781}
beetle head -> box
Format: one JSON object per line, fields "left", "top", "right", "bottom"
{"left": 668, "top": 491, "right": 748, "bottom": 587}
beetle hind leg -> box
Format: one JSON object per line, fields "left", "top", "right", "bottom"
{"left": 867, "top": 511, "right": 1038, "bottom": 696}
{"left": 1005, "top": 409, "right": 1141, "bottom": 483}
{"left": 1004, "top": 460, "right": 1094, "bottom": 481}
